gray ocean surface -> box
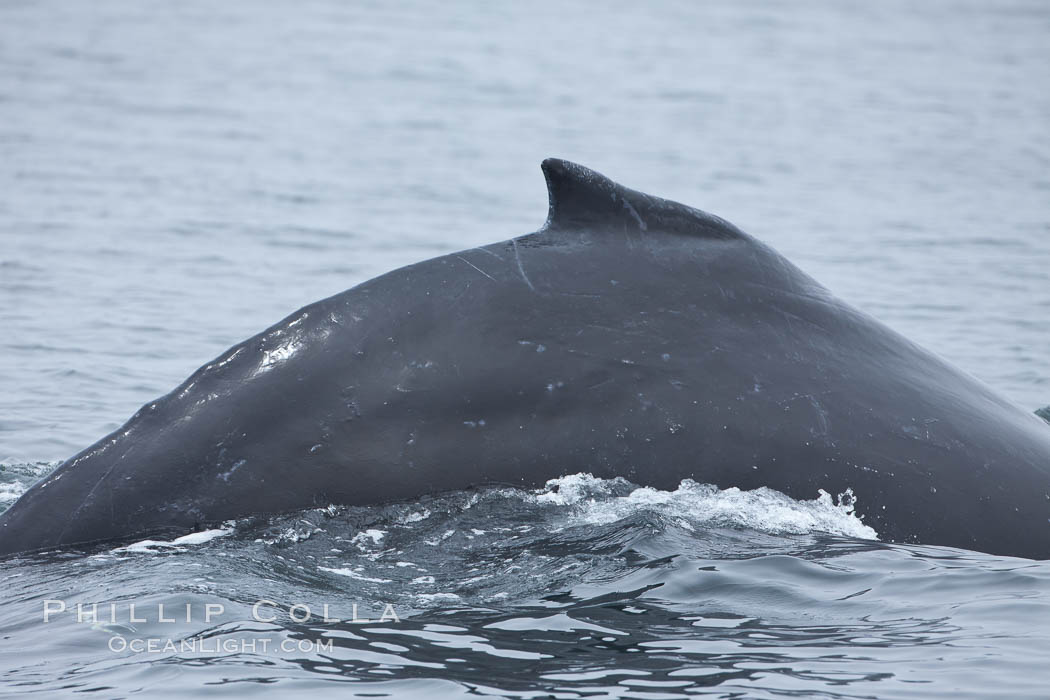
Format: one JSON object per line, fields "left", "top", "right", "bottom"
{"left": 1, "top": 0, "right": 1049, "bottom": 698}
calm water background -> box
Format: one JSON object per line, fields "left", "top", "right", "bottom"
{"left": 1, "top": 0, "right": 1049, "bottom": 697}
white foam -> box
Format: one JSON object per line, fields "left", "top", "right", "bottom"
{"left": 413, "top": 592, "right": 462, "bottom": 604}
{"left": 261, "top": 524, "right": 320, "bottom": 545}
{"left": 530, "top": 473, "right": 878, "bottom": 540}
{"left": 171, "top": 527, "right": 234, "bottom": 545}
{"left": 114, "top": 526, "right": 234, "bottom": 553}
{"left": 0, "top": 462, "right": 59, "bottom": 506}
{"left": 531, "top": 473, "right": 630, "bottom": 506}
{"left": 0, "top": 481, "right": 26, "bottom": 505}
{"left": 349, "top": 529, "right": 386, "bottom": 548}
{"left": 319, "top": 566, "right": 393, "bottom": 583}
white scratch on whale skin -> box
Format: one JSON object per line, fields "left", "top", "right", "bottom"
{"left": 455, "top": 255, "right": 496, "bottom": 281}
{"left": 218, "top": 459, "right": 246, "bottom": 482}
{"left": 510, "top": 238, "right": 535, "bottom": 292}
{"left": 618, "top": 195, "right": 648, "bottom": 231}
{"left": 518, "top": 340, "right": 546, "bottom": 353}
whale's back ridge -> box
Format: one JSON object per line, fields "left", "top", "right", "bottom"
{"left": 540, "top": 157, "right": 745, "bottom": 241}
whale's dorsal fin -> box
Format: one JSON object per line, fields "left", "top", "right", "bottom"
{"left": 540, "top": 158, "right": 742, "bottom": 240}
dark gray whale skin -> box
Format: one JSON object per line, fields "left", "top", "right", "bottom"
{"left": 2, "top": 159, "right": 1048, "bottom": 559}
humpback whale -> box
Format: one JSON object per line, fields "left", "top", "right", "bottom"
{"left": 1, "top": 159, "right": 1048, "bottom": 559}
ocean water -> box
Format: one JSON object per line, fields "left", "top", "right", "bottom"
{"left": 1, "top": 0, "right": 1049, "bottom": 697}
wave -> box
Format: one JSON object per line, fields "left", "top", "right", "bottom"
{"left": 0, "top": 461, "right": 57, "bottom": 510}
{"left": 94, "top": 472, "right": 877, "bottom": 557}
{"left": 528, "top": 473, "right": 877, "bottom": 539}
{"left": 0, "top": 463, "right": 878, "bottom": 543}
{"left": 4, "top": 471, "right": 1046, "bottom": 699}
{"left": 32, "top": 472, "right": 878, "bottom": 616}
